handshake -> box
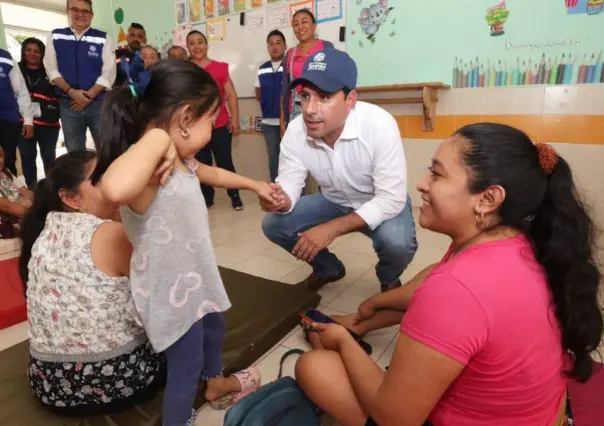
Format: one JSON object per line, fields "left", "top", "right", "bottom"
{"left": 254, "top": 182, "right": 290, "bottom": 213}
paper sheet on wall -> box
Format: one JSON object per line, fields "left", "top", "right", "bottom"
{"left": 173, "top": 25, "right": 191, "bottom": 47}
{"left": 175, "top": 0, "right": 188, "bottom": 25}
{"left": 316, "top": 0, "right": 342, "bottom": 23}
{"left": 246, "top": 9, "right": 267, "bottom": 35}
{"left": 250, "top": 0, "right": 264, "bottom": 8}
{"left": 191, "top": 21, "right": 207, "bottom": 35}
{"left": 289, "top": 0, "right": 314, "bottom": 22}
{"left": 207, "top": 17, "right": 226, "bottom": 40}
{"left": 267, "top": 4, "right": 289, "bottom": 29}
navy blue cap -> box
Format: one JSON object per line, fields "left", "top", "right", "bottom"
{"left": 290, "top": 48, "right": 358, "bottom": 93}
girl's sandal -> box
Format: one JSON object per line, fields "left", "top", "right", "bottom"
{"left": 209, "top": 367, "right": 261, "bottom": 411}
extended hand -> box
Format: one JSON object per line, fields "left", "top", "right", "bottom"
{"left": 255, "top": 181, "right": 280, "bottom": 209}
{"left": 292, "top": 223, "right": 337, "bottom": 262}
{"left": 259, "top": 183, "right": 290, "bottom": 212}
{"left": 21, "top": 125, "right": 34, "bottom": 139}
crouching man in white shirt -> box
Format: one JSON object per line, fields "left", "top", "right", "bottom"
{"left": 260, "top": 48, "right": 418, "bottom": 293}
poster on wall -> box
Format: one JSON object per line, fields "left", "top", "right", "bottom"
{"left": 207, "top": 17, "right": 226, "bottom": 40}
{"left": 250, "top": 0, "right": 264, "bottom": 9}
{"left": 289, "top": 0, "right": 314, "bottom": 22}
{"left": 267, "top": 0, "right": 281, "bottom": 4}
{"left": 217, "top": 0, "right": 230, "bottom": 15}
{"left": 315, "top": 0, "right": 343, "bottom": 23}
{"left": 173, "top": 25, "right": 191, "bottom": 47}
{"left": 267, "top": 4, "right": 289, "bottom": 29}
{"left": 114, "top": 7, "right": 127, "bottom": 48}
{"left": 246, "top": 8, "right": 267, "bottom": 34}
{"left": 192, "top": 21, "right": 207, "bottom": 36}
{"left": 233, "top": 0, "right": 247, "bottom": 13}
{"left": 355, "top": 0, "right": 394, "bottom": 45}
{"left": 188, "top": 0, "right": 202, "bottom": 23}
{"left": 203, "top": 0, "right": 215, "bottom": 18}
{"left": 566, "top": 0, "right": 603, "bottom": 15}
{"left": 175, "top": 0, "right": 188, "bottom": 25}
{"left": 485, "top": 1, "right": 510, "bottom": 37}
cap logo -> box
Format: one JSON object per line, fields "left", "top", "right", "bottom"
{"left": 314, "top": 52, "right": 325, "bottom": 61}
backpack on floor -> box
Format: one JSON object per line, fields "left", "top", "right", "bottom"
{"left": 223, "top": 349, "right": 321, "bottom": 426}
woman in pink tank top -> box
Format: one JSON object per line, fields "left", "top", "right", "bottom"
{"left": 279, "top": 9, "right": 334, "bottom": 134}
{"left": 295, "top": 123, "right": 602, "bottom": 426}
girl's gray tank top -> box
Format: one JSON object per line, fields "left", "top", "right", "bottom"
{"left": 120, "top": 169, "right": 231, "bottom": 352}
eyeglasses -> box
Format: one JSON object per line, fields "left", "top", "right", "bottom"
{"left": 69, "top": 7, "right": 92, "bottom": 16}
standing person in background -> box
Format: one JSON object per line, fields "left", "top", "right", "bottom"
{"left": 44, "top": 0, "right": 116, "bottom": 152}
{"left": 280, "top": 9, "right": 333, "bottom": 135}
{"left": 167, "top": 46, "right": 189, "bottom": 60}
{"left": 115, "top": 23, "right": 147, "bottom": 87}
{"left": 255, "top": 30, "right": 286, "bottom": 182}
{"left": 18, "top": 38, "right": 61, "bottom": 189}
{"left": 187, "top": 30, "right": 244, "bottom": 210}
{"left": 0, "top": 48, "right": 34, "bottom": 176}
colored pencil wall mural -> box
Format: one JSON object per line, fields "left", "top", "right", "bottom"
{"left": 347, "top": 0, "right": 604, "bottom": 87}
{"left": 452, "top": 51, "right": 604, "bottom": 88}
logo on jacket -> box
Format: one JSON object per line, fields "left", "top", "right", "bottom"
{"left": 88, "top": 44, "right": 100, "bottom": 58}
{"left": 314, "top": 53, "right": 325, "bottom": 62}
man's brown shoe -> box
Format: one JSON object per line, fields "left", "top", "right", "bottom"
{"left": 297, "top": 267, "right": 346, "bottom": 291}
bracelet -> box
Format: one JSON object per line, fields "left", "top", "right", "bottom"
{"left": 66, "top": 87, "right": 72, "bottom": 95}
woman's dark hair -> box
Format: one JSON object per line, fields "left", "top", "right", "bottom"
{"left": 293, "top": 8, "right": 316, "bottom": 23}
{"left": 19, "top": 150, "right": 97, "bottom": 287}
{"left": 186, "top": 30, "right": 208, "bottom": 44}
{"left": 267, "top": 29, "right": 286, "bottom": 44}
{"left": 19, "top": 38, "right": 46, "bottom": 69}
{"left": 456, "top": 122, "right": 602, "bottom": 382}
{"left": 90, "top": 59, "right": 220, "bottom": 184}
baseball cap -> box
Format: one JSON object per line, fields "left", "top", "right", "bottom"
{"left": 290, "top": 48, "right": 358, "bottom": 93}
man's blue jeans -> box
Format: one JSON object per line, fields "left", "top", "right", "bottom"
{"left": 59, "top": 97, "right": 102, "bottom": 152}
{"left": 261, "top": 123, "right": 281, "bottom": 182}
{"left": 262, "top": 194, "right": 418, "bottom": 287}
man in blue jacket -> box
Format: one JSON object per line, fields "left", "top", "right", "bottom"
{"left": 255, "top": 30, "right": 287, "bottom": 182}
{"left": 0, "top": 48, "right": 34, "bottom": 175}
{"left": 44, "top": 0, "right": 116, "bottom": 152}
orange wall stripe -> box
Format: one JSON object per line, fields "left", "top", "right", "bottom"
{"left": 394, "top": 114, "right": 604, "bottom": 145}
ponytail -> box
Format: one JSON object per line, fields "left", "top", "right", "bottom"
{"left": 457, "top": 122, "right": 602, "bottom": 383}
{"left": 19, "top": 151, "right": 97, "bottom": 291}
{"left": 90, "top": 86, "right": 142, "bottom": 185}
{"left": 529, "top": 157, "right": 603, "bottom": 382}
{"left": 19, "top": 178, "right": 61, "bottom": 287}
{"left": 91, "top": 59, "right": 221, "bottom": 185}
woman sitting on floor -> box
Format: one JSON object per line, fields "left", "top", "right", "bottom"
{"left": 296, "top": 123, "right": 603, "bottom": 426}
{"left": 19, "top": 151, "right": 164, "bottom": 415}
{"left": 0, "top": 145, "right": 33, "bottom": 238}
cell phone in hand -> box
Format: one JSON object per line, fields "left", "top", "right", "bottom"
{"left": 299, "top": 313, "right": 318, "bottom": 332}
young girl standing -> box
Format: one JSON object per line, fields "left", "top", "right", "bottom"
{"left": 91, "top": 60, "right": 277, "bottom": 426}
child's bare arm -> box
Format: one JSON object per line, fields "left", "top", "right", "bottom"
{"left": 187, "top": 158, "right": 263, "bottom": 192}
{"left": 100, "top": 129, "right": 173, "bottom": 205}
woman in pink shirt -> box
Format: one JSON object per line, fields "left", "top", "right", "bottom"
{"left": 295, "top": 123, "right": 603, "bottom": 426}
{"left": 279, "top": 9, "right": 333, "bottom": 134}
{"left": 187, "top": 30, "right": 244, "bottom": 211}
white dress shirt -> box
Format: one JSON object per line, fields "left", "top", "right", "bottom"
{"left": 276, "top": 101, "right": 408, "bottom": 230}
{"left": 44, "top": 27, "right": 117, "bottom": 90}
{"left": 3, "top": 58, "right": 34, "bottom": 125}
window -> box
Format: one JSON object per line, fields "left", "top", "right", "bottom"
{"left": 1, "top": 1, "right": 68, "bottom": 60}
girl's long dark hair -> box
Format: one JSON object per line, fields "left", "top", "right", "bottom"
{"left": 19, "top": 150, "right": 97, "bottom": 288}
{"left": 457, "top": 123, "right": 602, "bottom": 382}
{"left": 90, "top": 59, "right": 220, "bottom": 184}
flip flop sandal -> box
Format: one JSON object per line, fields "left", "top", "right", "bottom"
{"left": 209, "top": 367, "right": 261, "bottom": 411}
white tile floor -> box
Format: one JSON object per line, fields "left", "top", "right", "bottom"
{"left": 1, "top": 191, "right": 602, "bottom": 425}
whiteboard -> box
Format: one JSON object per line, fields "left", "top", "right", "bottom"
{"left": 207, "top": 5, "right": 346, "bottom": 98}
